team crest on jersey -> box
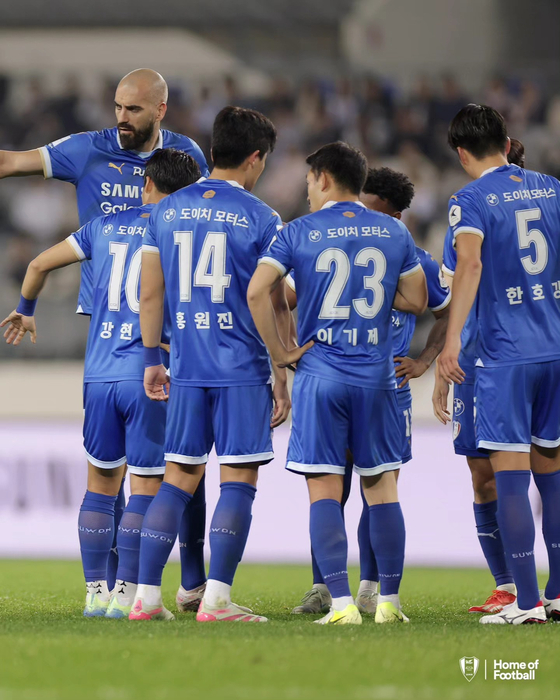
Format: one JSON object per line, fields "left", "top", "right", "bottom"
{"left": 453, "top": 420, "right": 461, "bottom": 440}
{"left": 309, "top": 230, "right": 322, "bottom": 242}
{"left": 343, "top": 211, "right": 356, "bottom": 218}
{"left": 510, "top": 175, "right": 523, "bottom": 182}
{"left": 486, "top": 193, "right": 499, "bottom": 206}
{"left": 203, "top": 190, "right": 216, "bottom": 199}
{"left": 140, "top": 213, "right": 150, "bottom": 218}
{"left": 103, "top": 224, "right": 114, "bottom": 236}
{"left": 453, "top": 398, "right": 465, "bottom": 416}
{"left": 449, "top": 204, "right": 461, "bottom": 227}
{"left": 163, "top": 208, "right": 176, "bottom": 222}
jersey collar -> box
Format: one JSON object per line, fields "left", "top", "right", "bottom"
{"left": 115, "top": 128, "right": 163, "bottom": 156}
{"left": 197, "top": 177, "right": 245, "bottom": 190}
{"left": 479, "top": 164, "right": 509, "bottom": 179}
{"left": 321, "top": 200, "right": 366, "bottom": 210}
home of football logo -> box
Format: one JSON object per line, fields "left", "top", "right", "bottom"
{"left": 163, "top": 208, "right": 176, "bottom": 222}
{"left": 460, "top": 656, "right": 479, "bottom": 682}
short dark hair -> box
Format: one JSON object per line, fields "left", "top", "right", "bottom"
{"left": 211, "top": 106, "right": 277, "bottom": 169}
{"left": 306, "top": 142, "right": 367, "bottom": 195}
{"left": 363, "top": 167, "right": 415, "bottom": 213}
{"left": 144, "top": 148, "right": 201, "bottom": 194}
{"left": 508, "top": 138, "right": 526, "bottom": 168}
{"left": 448, "top": 104, "right": 508, "bottom": 159}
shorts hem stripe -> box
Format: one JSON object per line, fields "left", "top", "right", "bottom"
{"left": 218, "top": 451, "right": 274, "bottom": 464}
{"left": 164, "top": 452, "right": 208, "bottom": 465}
{"left": 531, "top": 436, "right": 560, "bottom": 448}
{"left": 286, "top": 461, "right": 345, "bottom": 475}
{"left": 477, "top": 440, "right": 531, "bottom": 453}
{"left": 354, "top": 461, "right": 402, "bottom": 476}
{"left": 85, "top": 451, "right": 127, "bottom": 470}
{"left": 127, "top": 465, "right": 166, "bottom": 475}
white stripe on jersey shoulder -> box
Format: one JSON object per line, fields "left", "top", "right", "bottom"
{"left": 441, "top": 264, "right": 455, "bottom": 277}
{"left": 429, "top": 289, "right": 452, "bottom": 312}
{"left": 453, "top": 226, "right": 485, "bottom": 241}
{"left": 38, "top": 146, "right": 53, "bottom": 179}
{"left": 66, "top": 235, "right": 86, "bottom": 261}
{"left": 259, "top": 256, "right": 287, "bottom": 276}
{"left": 399, "top": 262, "right": 422, "bottom": 279}
{"left": 142, "top": 244, "right": 160, "bottom": 254}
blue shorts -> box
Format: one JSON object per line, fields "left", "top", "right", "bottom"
{"left": 475, "top": 360, "right": 560, "bottom": 452}
{"left": 83, "top": 381, "right": 166, "bottom": 475}
{"left": 397, "top": 388, "right": 412, "bottom": 464}
{"left": 165, "top": 384, "right": 274, "bottom": 465}
{"left": 452, "top": 382, "right": 489, "bottom": 459}
{"left": 287, "top": 372, "right": 402, "bottom": 477}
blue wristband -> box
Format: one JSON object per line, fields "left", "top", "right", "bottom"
{"left": 16, "top": 295, "right": 37, "bottom": 316}
{"left": 144, "top": 346, "right": 162, "bottom": 368}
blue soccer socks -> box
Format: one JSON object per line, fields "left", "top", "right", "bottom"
{"left": 369, "top": 502, "right": 405, "bottom": 596}
{"left": 78, "top": 491, "right": 118, "bottom": 583}
{"left": 116, "top": 494, "right": 154, "bottom": 585}
{"left": 473, "top": 500, "right": 513, "bottom": 587}
{"left": 533, "top": 469, "right": 560, "bottom": 600}
{"left": 309, "top": 499, "right": 351, "bottom": 599}
{"left": 179, "top": 473, "right": 207, "bottom": 591}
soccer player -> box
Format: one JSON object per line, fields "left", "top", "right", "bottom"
{"left": 439, "top": 104, "right": 560, "bottom": 625}
{"left": 433, "top": 139, "right": 526, "bottom": 615}
{"left": 249, "top": 142, "right": 428, "bottom": 625}
{"left": 0, "top": 68, "right": 210, "bottom": 597}
{"left": 289, "top": 166, "right": 451, "bottom": 617}
{"left": 1, "top": 149, "right": 201, "bottom": 617}
{"left": 129, "top": 106, "right": 293, "bottom": 623}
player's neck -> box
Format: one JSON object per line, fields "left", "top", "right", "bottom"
{"left": 320, "top": 190, "right": 360, "bottom": 206}
{"left": 470, "top": 155, "right": 509, "bottom": 180}
{"left": 209, "top": 168, "right": 248, "bottom": 189}
{"left": 136, "top": 127, "right": 161, "bottom": 153}
{"left": 143, "top": 192, "right": 167, "bottom": 206}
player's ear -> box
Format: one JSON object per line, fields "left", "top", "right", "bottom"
{"left": 457, "top": 147, "right": 468, "bottom": 167}
{"left": 157, "top": 102, "right": 167, "bottom": 122}
{"left": 144, "top": 176, "right": 154, "bottom": 194}
{"left": 394, "top": 212, "right": 402, "bottom": 220}
{"left": 247, "top": 150, "right": 261, "bottom": 169}
{"left": 319, "top": 171, "right": 329, "bottom": 192}
{"left": 505, "top": 137, "right": 511, "bottom": 156}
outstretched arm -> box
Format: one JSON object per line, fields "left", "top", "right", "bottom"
{"left": 1, "top": 240, "right": 80, "bottom": 345}
{"left": 0, "top": 149, "right": 44, "bottom": 178}
{"left": 394, "top": 267, "right": 428, "bottom": 316}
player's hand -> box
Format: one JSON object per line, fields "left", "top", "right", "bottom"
{"left": 144, "top": 364, "right": 170, "bottom": 401}
{"left": 271, "top": 379, "right": 291, "bottom": 428}
{"left": 432, "top": 368, "right": 451, "bottom": 424}
{"left": 394, "top": 356, "right": 429, "bottom": 388}
{"left": 274, "top": 340, "right": 314, "bottom": 369}
{"left": 0, "top": 310, "right": 37, "bottom": 345}
{"left": 438, "top": 339, "right": 465, "bottom": 385}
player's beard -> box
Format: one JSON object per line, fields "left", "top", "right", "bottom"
{"left": 118, "top": 120, "right": 157, "bottom": 151}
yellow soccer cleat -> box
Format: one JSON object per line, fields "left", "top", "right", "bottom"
{"left": 314, "top": 604, "right": 362, "bottom": 625}
{"left": 375, "top": 601, "right": 410, "bottom": 624}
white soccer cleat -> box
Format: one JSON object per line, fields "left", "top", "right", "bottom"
{"left": 541, "top": 593, "right": 560, "bottom": 622}
{"left": 480, "top": 601, "right": 546, "bottom": 625}
{"left": 176, "top": 583, "right": 207, "bottom": 612}
{"left": 196, "top": 600, "right": 267, "bottom": 623}
{"left": 291, "top": 587, "right": 332, "bottom": 615}
{"left": 314, "top": 604, "right": 362, "bottom": 625}
{"left": 356, "top": 590, "right": 378, "bottom": 616}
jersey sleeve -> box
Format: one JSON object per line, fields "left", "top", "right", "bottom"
{"left": 442, "top": 226, "right": 457, "bottom": 276}
{"left": 257, "top": 210, "right": 284, "bottom": 259}
{"left": 419, "top": 250, "right": 451, "bottom": 311}
{"left": 189, "top": 140, "right": 210, "bottom": 178}
{"left": 66, "top": 221, "right": 94, "bottom": 261}
{"left": 259, "top": 221, "right": 294, "bottom": 276}
{"left": 448, "top": 191, "right": 485, "bottom": 243}
{"left": 143, "top": 210, "right": 160, "bottom": 254}
{"left": 39, "top": 132, "right": 93, "bottom": 184}
{"left": 399, "top": 228, "right": 422, "bottom": 278}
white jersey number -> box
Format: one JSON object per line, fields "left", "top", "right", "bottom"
{"left": 108, "top": 242, "right": 142, "bottom": 313}
{"left": 516, "top": 208, "right": 548, "bottom": 275}
{"left": 316, "top": 247, "right": 387, "bottom": 320}
{"left": 174, "top": 231, "right": 231, "bottom": 303}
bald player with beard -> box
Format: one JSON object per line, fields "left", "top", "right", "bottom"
{"left": 0, "top": 69, "right": 209, "bottom": 607}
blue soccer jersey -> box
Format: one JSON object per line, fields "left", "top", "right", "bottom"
{"left": 442, "top": 226, "right": 479, "bottom": 383}
{"left": 39, "top": 127, "right": 209, "bottom": 315}
{"left": 448, "top": 164, "right": 560, "bottom": 367}
{"left": 392, "top": 246, "right": 450, "bottom": 359}
{"left": 143, "top": 178, "right": 283, "bottom": 387}
{"left": 67, "top": 203, "right": 169, "bottom": 382}
{"left": 262, "top": 201, "right": 421, "bottom": 389}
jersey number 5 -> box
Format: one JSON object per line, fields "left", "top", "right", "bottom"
{"left": 316, "top": 247, "right": 386, "bottom": 319}
{"left": 516, "top": 208, "right": 548, "bottom": 275}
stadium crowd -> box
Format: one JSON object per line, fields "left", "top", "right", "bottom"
{"left": 1, "top": 72, "right": 560, "bottom": 351}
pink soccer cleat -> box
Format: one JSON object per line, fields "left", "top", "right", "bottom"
{"left": 196, "top": 599, "right": 267, "bottom": 623}
{"left": 128, "top": 598, "right": 175, "bottom": 621}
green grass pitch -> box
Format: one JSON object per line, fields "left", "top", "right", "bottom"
{"left": 0, "top": 561, "right": 556, "bottom": 700}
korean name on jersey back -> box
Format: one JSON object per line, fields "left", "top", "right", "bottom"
{"left": 143, "top": 179, "right": 282, "bottom": 387}
{"left": 448, "top": 164, "right": 560, "bottom": 367}
{"left": 442, "top": 226, "right": 479, "bottom": 383}
{"left": 67, "top": 204, "right": 169, "bottom": 382}
{"left": 262, "top": 201, "right": 421, "bottom": 390}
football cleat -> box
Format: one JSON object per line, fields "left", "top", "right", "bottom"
{"left": 291, "top": 587, "right": 332, "bottom": 615}
{"left": 356, "top": 590, "right": 378, "bottom": 616}
{"left": 105, "top": 596, "right": 132, "bottom": 619}
{"left": 468, "top": 589, "right": 516, "bottom": 614}
{"left": 196, "top": 600, "right": 267, "bottom": 623}
{"left": 375, "top": 601, "right": 410, "bottom": 624}
{"left": 128, "top": 598, "right": 175, "bottom": 621}
{"left": 83, "top": 593, "right": 110, "bottom": 618}
{"left": 541, "top": 593, "right": 560, "bottom": 622}
{"left": 176, "top": 583, "right": 207, "bottom": 613}
{"left": 480, "top": 601, "right": 546, "bottom": 625}
{"left": 314, "top": 604, "right": 362, "bottom": 625}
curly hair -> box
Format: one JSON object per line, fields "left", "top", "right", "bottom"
{"left": 508, "top": 138, "right": 525, "bottom": 168}
{"left": 362, "top": 167, "right": 415, "bottom": 212}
